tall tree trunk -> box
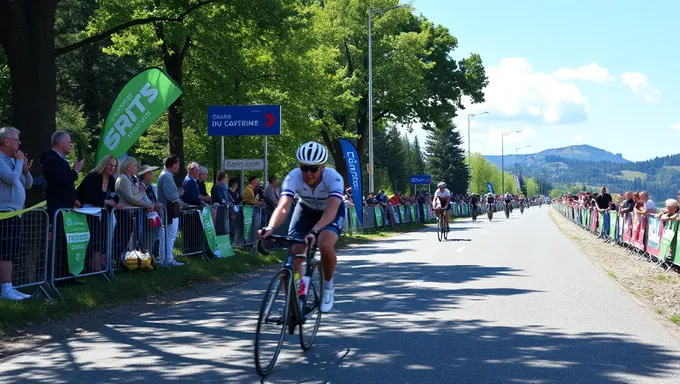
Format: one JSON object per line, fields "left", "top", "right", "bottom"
{"left": 163, "top": 46, "right": 185, "bottom": 186}
{"left": 0, "top": 0, "right": 58, "bottom": 206}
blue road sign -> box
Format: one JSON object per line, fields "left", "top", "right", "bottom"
{"left": 410, "top": 174, "right": 431, "bottom": 185}
{"left": 208, "top": 105, "right": 281, "bottom": 136}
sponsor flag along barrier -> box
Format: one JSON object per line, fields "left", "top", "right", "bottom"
{"left": 96, "top": 67, "right": 183, "bottom": 162}
{"left": 553, "top": 204, "right": 680, "bottom": 272}
{"left": 339, "top": 139, "right": 364, "bottom": 227}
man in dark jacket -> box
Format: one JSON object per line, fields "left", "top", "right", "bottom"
{"left": 182, "top": 162, "right": 204, "bottom": 206}
{"left": 40, "top": 131, "right": 84, "bottom": 218}
{"left": 41, "top": 130, "right": 84, "bottom": 286}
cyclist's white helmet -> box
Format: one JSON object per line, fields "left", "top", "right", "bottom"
{"left": 296, "top": 141, "right": 328, "bottom": 165}
{"left": 438, "top": 182, "right": 446, "bottom": 188}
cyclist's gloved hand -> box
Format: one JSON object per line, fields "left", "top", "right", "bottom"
{"left": 305, "top": 230, "right": 320, "bottom": 248}
{"left": 259, "top": 226, "right": 273, "bottom": 240}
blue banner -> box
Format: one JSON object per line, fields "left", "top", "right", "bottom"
{"left": 487, "top": 182, "right": 494, "bottom": 194}
{"left": 410, "top": 174, "right": 431, "bottom": 185}
{"left": 339, "top": 139, "right": 363, "bottom": 227}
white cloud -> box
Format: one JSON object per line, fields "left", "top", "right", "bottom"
{"left": 670, "top": 123, "right": 680, "bottom": 130}
{"left": 573, "top": 134, "right": 584, "bottom": 142}
{"left": 462, "top": 57, "right": 589, "bottom": 125}
{"left": 485, "top": 126, "right": 537, "bottom": 149}
{"left": 621, "top": 72, "right": 660, "bottom": 103}
{"left": 553, "top": 63, "right": 614, "bottom": 83}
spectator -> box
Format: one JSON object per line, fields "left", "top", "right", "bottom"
{"left": 137, "top": 165, "right": 160, "bottom": 204}
{"left": 635, "top": 191, "right": 656, "bottom": 217}
{"left": 197, "top": 166, "right": 212, "bottom": 204}
{"left": 228, "top": 178, "right": 242, "bottom": 205}
{"left": 0, "top": 127, "right": 32, "bottom": 301}
{"left": 658, "top": 199, "right": 679, "bottom": 221}
{"left": 137, "top": 164, "right": 161, "bottom": 255}
{"left": 211, "top": 171, "right": 230, "bottom": 205}
{"left": 40, "top": 130, "right": 84, "bottom": 218}
{"left": 157, "top": 155, "right": 185, "bottom": 267}
{"left": 595, "top": 186, "right": 612, "bottom": 212}
{"left": 75, "top": 154, "right": 118, "bottom": 273}
{"left": 210, "top": 171, "right": 230, "bottom": 236}
{"left": 114, "top": 157, "right": 162, "bottom": 262}
{"left": 263, "top": 175, "right": 280, "bottom": 213}
{"left": 115, "top": 157, "right": 160, "bottom": 211}
{"left": 182, "top": 162, "right": 204, "bottom": 206}
{"left": 76, "top": 154, "right": 117, "bottom": 210}
{"left": 243, "top": 176, "right": 262, "bottom": 206}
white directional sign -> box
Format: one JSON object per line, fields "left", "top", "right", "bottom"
{"left": 224, "top": 159, "right": 265, "bottom": 171}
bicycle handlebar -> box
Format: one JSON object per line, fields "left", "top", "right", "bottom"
{"left": 261, "top": 233, "right": 308, "bottom": 244}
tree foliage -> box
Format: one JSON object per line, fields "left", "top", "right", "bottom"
{"left": 0, "top": 0, "right": 488, "bottom": 204}
{"left": 425, "top": 123, "right": 469, "bottom": 194}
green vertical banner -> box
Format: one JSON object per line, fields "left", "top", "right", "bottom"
{"left": 598, "top": 212, "right": 604, "bottom": 233}
{"left": 662, "top": 221, "right": 677, "bottom": 262}
{"left": 242, "top": 206, "right": 253, "bottom": 240}
{"left": 374, "top": 206, "right": 384, "bottom": 227}
{"left": 96, "top": 67, "right": 183, "bottom": 162}
{"left": 393, "top": 207, "right": 401, "bottom": 224}
{"left": 200, "top": 206, "right": 219, "bottom": 254}
{"left": 399, "top": 206, "right": 407, "bottom": 223}
{"left": 215, "top": 235, "right": 235, "bottom": 257}
{"left": 609, "top": 212, "right": 617, "bottom": 239}
{"left": 62, "top": 211, "right": 90, "bottom": 276}
{"left": 349, "top": 207, "right": 358, "bottom": 230}
{"left": 410, "top": 205, "right": 416, "bottom": 222}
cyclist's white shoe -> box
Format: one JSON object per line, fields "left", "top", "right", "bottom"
{"left": 321, "top": 288, "right": 335, "bottom": 313}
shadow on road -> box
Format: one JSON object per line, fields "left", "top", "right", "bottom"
{"left": 1, "top": 257, "right": 678, "bottom": 383}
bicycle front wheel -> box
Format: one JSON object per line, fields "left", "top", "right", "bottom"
{"left": 437, "top": 218, "right": 443, "bottom": 242}
{"left": 299, "top": 260, "right": 324, "bottom": 350}
{"left": 255, "top": 270, "right": 291, "bottom": 377}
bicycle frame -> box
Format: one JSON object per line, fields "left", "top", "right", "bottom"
{"left": 262, "top": 235, "right": 320, "bottom": 332}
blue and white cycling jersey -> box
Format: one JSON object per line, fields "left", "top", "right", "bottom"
{"left": 281, "top": 167, "right": 345, "bottom": 211}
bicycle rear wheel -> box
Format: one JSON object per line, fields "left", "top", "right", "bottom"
{"left": 255, "top": 270, "right": 291, "bottom": 377}
{"left": 299, "top": 260, "right": 324, "bottom": 350}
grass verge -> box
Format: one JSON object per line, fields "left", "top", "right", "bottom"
{"left": 0, "top": 223, "right": 426, "bottom": 336}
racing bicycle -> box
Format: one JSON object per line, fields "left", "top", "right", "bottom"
{"left": 254, "top": 233, "right": 323, "bottom": 377}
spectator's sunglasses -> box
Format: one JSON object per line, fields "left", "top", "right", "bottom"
{"left": 299, "top": 165, "right": 319, "bottom": 173}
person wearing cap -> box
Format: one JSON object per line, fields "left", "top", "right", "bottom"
{"left": 137, "top": 164, "right": 160, "bottom": 204}
{"left": 137, "top": 164, "right": 162, "bottom": 257}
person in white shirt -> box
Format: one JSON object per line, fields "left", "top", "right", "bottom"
{"left": 259, "top": 141, "right": 344, "bottom": 313}
{"left": 432, "top": 182, "right": 451, "bottom": 231}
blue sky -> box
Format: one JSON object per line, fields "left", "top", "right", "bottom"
{"left": 406, "top": 0, "right": 680, "bottom": 161}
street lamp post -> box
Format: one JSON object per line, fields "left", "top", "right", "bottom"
{"left": 501, "top": 130, "right": 521, "bottom": 195}
{"left": 368, "top": 3, "right": 409, "bottom": 193}
{"left": 467, "top": 111, "right": 488, "bottom": 193}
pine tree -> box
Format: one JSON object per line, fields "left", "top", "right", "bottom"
{"left": 425, "top": 123, "right": 470, "bottom": 194}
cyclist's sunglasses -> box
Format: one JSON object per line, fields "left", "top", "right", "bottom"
{"left": 300, "top": 165, "right": 320, "bottom": 173}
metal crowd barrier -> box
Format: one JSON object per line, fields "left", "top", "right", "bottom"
{"left": 1, "top": 209, "right": 51, "bottom": 300}
{"left": 553, "top": 203, "right": 680, "bottom": 273}
{"left": 111, "top": 207, "right": 168, "bottom": 272}
{"left": 50, "top": 207, "right": 112, "bottom": 300}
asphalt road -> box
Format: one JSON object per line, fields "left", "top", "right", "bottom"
{"left": 3, "top": 206, "right": 680, "bottom": 383}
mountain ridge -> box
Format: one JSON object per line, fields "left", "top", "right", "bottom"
{"left": 484, "top": 144, "right": 630, "bottom": 169}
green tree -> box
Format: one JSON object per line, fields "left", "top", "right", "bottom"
{"left": 469, "top": 152, "right": 498, "bottom": 194}
{"left": 425, "top": 123, "right": 469, "bottom": 194}
{"left": 550, "top": 189, "right": 561, "bottom": 199}
{"left": 305, "top": 0, "right": 487, "bottom": 180}
{"left": 525, "top": 178, "right": 539, "bottom": 197}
